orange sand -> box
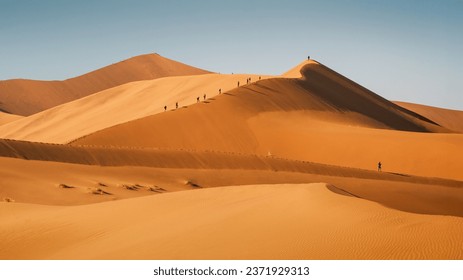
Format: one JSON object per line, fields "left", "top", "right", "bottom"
{"left": 0, "top": 56, "right": 462, "bottom": 260}
{"left": 1, "top": 183, "right": 462, "bottom": 259}
{"left": 0, "top": 53, "right": 210, "bottom": 116}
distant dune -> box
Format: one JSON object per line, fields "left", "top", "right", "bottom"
{"left": 395, "top": 101, "right": 463, "bottom": 133}
{"left": 1, "top": 183, "right": 462, "bottom": 259}
{"left": 0, "top": 53, "right": 211, "bottom": 116}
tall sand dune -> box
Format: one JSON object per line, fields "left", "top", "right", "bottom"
{"left": 1, "top": 183, "right": 462, "bottom": 259}
{"left": 0, "top": 73, "right": 271, "bottom": 143}
{"left": 73, "top": 61, "right": 462, "bottom": 180}
{"left": 0, "top": 53, "right": 210, "bottom": 116}
{"left": 395, "top": 101, "right": 463, "bottom": 133}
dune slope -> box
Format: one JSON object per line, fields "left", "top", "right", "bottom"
{"left": 1, "top": 183, "right": 462, "bottom": 260}
{"left": 0, "top": 53, "right": 210, "bottom": 116}
{"left": 0, "top": 73, "right": 271, "bottom": 143}
{"left": 0, "top": 112, "right": 22, "bottom": 126}
{"left": 395, "top": 101, "right": 463, "bottom": 133}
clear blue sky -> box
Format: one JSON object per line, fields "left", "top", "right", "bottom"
{"left": 1, "top": 0, "right": 462, "bottom": 109}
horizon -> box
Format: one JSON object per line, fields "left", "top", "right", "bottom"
{"left": 1, "top": 0, "right": 462, "bottom": 110}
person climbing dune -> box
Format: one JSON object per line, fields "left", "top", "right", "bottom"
{"left": 378, "top": 161, "right": 382, "bottom": 172}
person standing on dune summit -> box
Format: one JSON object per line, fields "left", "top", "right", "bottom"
{"left": 378, "top": 161, "right": 382, "bottom": 172}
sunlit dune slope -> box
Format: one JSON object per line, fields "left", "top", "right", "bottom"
{"left": 0, "top": 53, "right": 210, "bottom": 116}
{"left": 0, "top": 112, "right": 22, "bottom": 126}
{"left": 395, "top": 101, "right": 463, "bottom": 133}
{"left": 0, "top": 73, "right": 271, "bottom": 143}
{"left": 74, "top": 61, "right": 462, "bottom": 179}
{"left": 1, "top": 183, "right": 462, "bottom": 260}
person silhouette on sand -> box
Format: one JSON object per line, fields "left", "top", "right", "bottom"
{"left": 237, "top": 81, "right": 240, "bottom": 87}
{"left": 197, "top": 97, "right": 199, "bottom": 103}
{"left": 219, "top": 88, "right": 221, "bottom": 94}
{"left": 203, "top": 94, "right": 206, "bottom": 100}
{"left": 176, "top": 102, "right": 178, "bottom": 109}
{"left": 164, "top": 105, "right": 167, "bottom": 111}
{"left": 378, "top": 161, "right": 382, "bottom": 172}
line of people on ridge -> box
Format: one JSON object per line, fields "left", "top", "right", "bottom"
{"left": 163, "top": 76, "right": 262, "bottom": 111}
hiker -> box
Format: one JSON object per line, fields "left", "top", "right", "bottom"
{"left": 378, "top": 161, "right": 382, "bottom": 172}
{"left": 219, "top": 88, "right": 221, "bottom": 94}
{"left": 197, "top": 97, "right": 200, "bottom": 103}
{"left": 259, "top": 76, "right": 261, "bottom": 80}
{"left": 249, "top": 77, "right": 251, "bottom": 83}
{"left": 308, "top": 55, "right": 310, "bottom": 60}
{"left": 164, "top": 105, "right": 167, "bottom": 111}
{"left": 203, "top": 94, "right": 206, "bottom": 100}
{"left": 176, "top": 102, "right": 178, "bottom": 109}
{"left": 237, "top": 81, "right": 240, "bottom": 87}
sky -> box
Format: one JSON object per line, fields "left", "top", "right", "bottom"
{"left": 1, "top": 0, "right": 462, "bottom": 110}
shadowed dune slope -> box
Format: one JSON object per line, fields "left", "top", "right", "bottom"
{"left": 1, "top": 183, "right": 462, "bottom": 260}
{"left": 73, "top": 61, "right": 463, "bottom": 180}
{"left": 395, "top": 101, "right": 463, "bottom": 133}
{"left": 0, "top": 53, "right": 210, "bottom": 116}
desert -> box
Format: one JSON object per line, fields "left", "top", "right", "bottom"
{"left": 0, "top": 54, "right": 462, "bottom": 260}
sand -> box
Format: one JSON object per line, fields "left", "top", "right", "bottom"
{"left": 396, "top": 101, "right": 463, "bottom": 133}
{"left": 72, "top": 61, "right": 462, "bottom": 180}
{"left": 1, "top": 183, "right": 462, "bottom": 259}
{"left": 0, "top": 73, "right": 272, "bottom": 143}
{"left": 0, "top": 112, "right": 22, "bottom": 126}
{"left": 0, "top": 53, "right": 210, "bottom": 116}
{"left": 1, "top": 56, "right": 462, "bottom": 260}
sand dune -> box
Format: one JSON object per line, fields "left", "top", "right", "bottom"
{"left": 73, "top": 61, "right": 462, "bottom": 180}
{"left": 0, "top": 53, "right": 210, "bottom": 116}
{"left": 395, "top": 101, "right": 463, "bottom": 133}
{"left": 0, "top": 112, "right": 22, "bottom": 126}
{"left": 0, "top": 73, "right": 271, "bottom": 143}
{"left": 1, "top": 183, "right": 462, "bottom": 260}
{"left": 1, "top": 55, "right": 462, "bottom": 261}
{"left": 1, "top": 155, "right": 462, "bottom": 217}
